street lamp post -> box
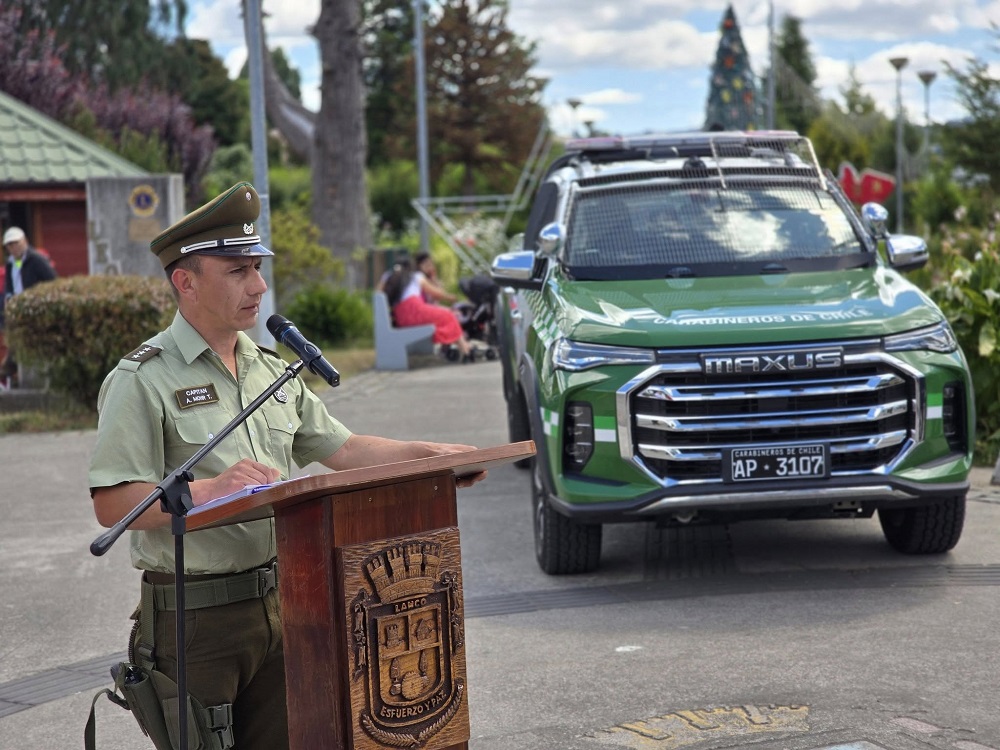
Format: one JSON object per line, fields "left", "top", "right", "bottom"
{"left": 917, "top": 70, "right": 937, "bottom": 165}
{"left": 567, "top": 98, "right": 582, "bottom": 138}
{"left": 889, "top": 56, "right": 909, "bottom": 234}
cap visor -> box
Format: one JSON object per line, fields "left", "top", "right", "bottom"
{"left": 196, "top": 243, "right": 274, "bottom": 258}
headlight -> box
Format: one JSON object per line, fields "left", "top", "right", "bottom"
{"left": 552, "top": 338, "right": 656, "bottom": 371}
{"left": 884, "top": 322, "right": 958, "bottom": 354}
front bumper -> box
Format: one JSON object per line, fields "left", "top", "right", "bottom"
{"left": 548, "top": 472, "right": 970, "bottom": 524}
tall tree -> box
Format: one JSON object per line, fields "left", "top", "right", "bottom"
{"left": 240, "top": 47, "right": 302, "bottom": 102}
{"left": 311, "top": 0, "right": 371, "bottom": 288}
{"left": 0, "top": 5, "right": 82, "bottom": 119}
{"left": 362, "top": 0, "right": 415, "bottom": 167}
{"left": 168, "top": 38, "right": 248, "bottom": 147}
{"left": 8, "top": 0, "right": 186, "bottom": 90}
{"left": 941, "top": 54, "right": 1000, "bottom": 190}
{"left": 423, "top": 0, "right": 547, "bottom": 196}
{"left": 704, "top": 4, "right": 759, "bottom": 131}
{"left": 775, "top": 14, "right": 820, "bottom": 135}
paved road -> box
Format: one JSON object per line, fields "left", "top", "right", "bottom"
{"left": 1, "top": 359, "right": 999, "bottom": 749}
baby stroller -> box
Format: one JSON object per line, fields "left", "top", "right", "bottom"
{"left": 452, "top": 274, "right": 499, "bottom": 360}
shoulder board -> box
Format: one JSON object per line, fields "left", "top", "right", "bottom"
{"left": 117, "top": 344, "right": 162, "bottom": 372}
{"left": 257, "top": 345, "right": 280, "bottom": 358}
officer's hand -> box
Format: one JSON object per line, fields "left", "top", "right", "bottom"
{"left": 195, "top": 459, "right": 281, "bottom": 506}
{"left": 455, "top": 470, "right": 487, "bottom": 489}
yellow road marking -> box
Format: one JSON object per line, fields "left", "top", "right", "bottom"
{"left": 590, "top": 704, "right": 809, "bottom": 748}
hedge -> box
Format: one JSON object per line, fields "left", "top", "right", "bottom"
{"left": 5, "top": 275, "right": 176, "bottom": 408}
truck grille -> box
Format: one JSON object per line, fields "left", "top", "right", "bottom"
{"left": 628, "top": 358, "right": 916, "bottom": 483}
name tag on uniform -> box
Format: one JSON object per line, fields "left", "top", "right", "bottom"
{"left": 175, "top": 383, "right": 220, "bottom": 409}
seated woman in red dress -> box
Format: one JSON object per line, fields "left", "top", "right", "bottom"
{"left": 383, "top": 257, "right": 473, "bottom": 362}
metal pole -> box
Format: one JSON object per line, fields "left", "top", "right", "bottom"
{"left": 414, "top": 0, "right": 431, "bottom": 254}
{"left": 767, "top": 0, "right": 776, "bottom": 129}
{"left": 889, "top": 56, "right": 908, "bottom": 234}
{"left": 245, "top": 0, "right": 275, "bottom": 346}
{"left": 918, "top": 70, "right": 936, "bottom": 165}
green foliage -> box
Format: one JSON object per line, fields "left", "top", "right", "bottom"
{"left": 807, "top": 103, "right": 871, "bottom": 171}
{"left": 268, "top": 166, "right": 313, "bottom": 211}
{"left": 202, "top": 144, "right": 254, "bottom": 199}
{"left": 165, "top": 38, "right": 249, "bottom": 147}
{"left": 369, "top": 160, "right": 419, "bottom": 233}
{"left": 283, "top": 284, "right": 373, "bottom": 347}
{"left": 924, "top": 221, "right": 1000, "bottom": 462}
{"left": 5, "top": 275, "right": 176, "bottom": 408}
{"left": 270, "top": 205, "right": 344, "bottom": 308}
{"left": 941, "top": 55, "right": 1000, "bottom": 190}
{"left": 910, "top": 165, "right": 965, "bottom": 234}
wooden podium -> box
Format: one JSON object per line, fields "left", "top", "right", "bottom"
{"left": 186, "top": 441, "right": 535, "bottom": 750}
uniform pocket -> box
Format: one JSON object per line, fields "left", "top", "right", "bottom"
{"left": 261, "top": 403, "right": 301, "bottom": 467}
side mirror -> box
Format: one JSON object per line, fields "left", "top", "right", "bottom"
{"left": 861, "top": 202, "right": 889, "bottom": 239}
{"left": 537, "top": 222, "right": 565, "bottom": 257}
{"left": 886, "top": 234, "right": 929, "bottom": 272}
{"left": 491, "top": 250, "right": 544, "bottom": 290}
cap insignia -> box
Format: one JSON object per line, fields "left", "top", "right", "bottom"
{"left": 244, "top": 223, "right": 254, "bottom": 235}
{"left": 245, "top": 191, "right": 252, "bottom": 201}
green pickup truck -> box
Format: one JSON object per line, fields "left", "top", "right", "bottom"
{"left": 492, "top": 131, "right": 974, "bottom": 574}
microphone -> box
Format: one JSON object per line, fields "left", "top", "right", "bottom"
{"left": 266, "top": 314, "right": 341, "bottom": 387}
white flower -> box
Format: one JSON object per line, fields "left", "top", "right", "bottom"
{"left": 985, "top": 289, "right": 1000, "bottom": 303}
{"left": 951, "top": 267, "right": 972, "bottom": 284}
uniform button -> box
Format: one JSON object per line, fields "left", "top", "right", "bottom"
{"left": 287, "top": 422, "right": 293, "bottom": 429}
{"left": 208, "top": 433, "right": 214, "bottom": 439}
{"left": 249, "top": 430, "right": 255, "bottom": 437}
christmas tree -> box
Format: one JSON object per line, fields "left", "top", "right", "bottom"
{"left": 704, "top": 5, "right": 760, "bottom": 131}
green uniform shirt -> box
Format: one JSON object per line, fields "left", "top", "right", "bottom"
{"left": 88, "top": 311, "right": 351, "bottom": 574}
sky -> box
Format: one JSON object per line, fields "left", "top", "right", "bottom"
{"left": 186, "top": 0, "right": 1000, "bottom": 139}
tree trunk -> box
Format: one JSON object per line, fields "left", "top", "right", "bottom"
{"left": 242, "top": 0, "right": 316, "bottom": 162}
{"left": 312, "top": 0, "right": 371, "bottom": 290}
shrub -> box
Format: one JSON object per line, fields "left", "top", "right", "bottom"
{"left": 6, "top": 275, "right": 176, "bottom": 408}
{"left": 925, "top": 218, "right": 1000, "bottom": 462}
{"left": 283, "top": 284, "right": 373, "bottom": 348}
{"left": 271, "top": 205, "right": 345, "bottom": 309}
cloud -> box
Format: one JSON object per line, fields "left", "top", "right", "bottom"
{"left": 582, "top": 88, "right": 644, "bottom": 105}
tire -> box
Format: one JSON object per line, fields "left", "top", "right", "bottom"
{"left": 507, "top": 388, "right": 532, "bottom": 469}
{"left": 532, "top": 458, "right": 602, "bottom": 574}
{"left": 878, "top": 494, "right": 966, "bottom": 554}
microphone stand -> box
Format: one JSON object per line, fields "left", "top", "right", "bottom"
{"left": 91, "top": 358, "right": 309, "bottom": 750}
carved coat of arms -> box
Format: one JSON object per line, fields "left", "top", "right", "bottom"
{"left": 340, "top": 528, "right": 469, "bottom": 749}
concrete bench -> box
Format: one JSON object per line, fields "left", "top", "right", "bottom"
{"left": 373, "top": 291, "right": 435, "bottom": 370}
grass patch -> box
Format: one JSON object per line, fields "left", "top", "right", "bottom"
{"left": 0, "top": 402, "right": 97, "bottom": 434}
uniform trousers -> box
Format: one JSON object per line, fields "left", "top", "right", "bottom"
{"left": 140, "top": 584, "right": 288, "bottom": 750}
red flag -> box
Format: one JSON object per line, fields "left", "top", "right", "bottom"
{"left": 837, "top": 162, "right": 896, "bottom": 205}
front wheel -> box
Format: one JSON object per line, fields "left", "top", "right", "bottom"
{"left": 878, "top": 494, "right": 966, "bottom": 554}
{"left": 507, "top": 388, "right": 531, "bottom": 469}
{"left": 532, "top": 458, "right": 602, "bottom": 574}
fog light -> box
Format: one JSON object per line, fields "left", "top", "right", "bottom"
{"left": 564, "top": 401, "right": 594, "bottom": 470}
{"left": 941, "top": 382, "right": 967, "bottom": 453}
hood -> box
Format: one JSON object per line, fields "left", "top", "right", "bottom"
{"left": 551, "top": 267, "right": 944, "bottom": 348}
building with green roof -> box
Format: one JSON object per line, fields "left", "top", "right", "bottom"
{"left": 0, "top": 89, "right": 182, "bottom": 280}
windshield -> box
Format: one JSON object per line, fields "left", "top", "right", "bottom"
{"left": 564, "top": 182, "right": 867, "bottom": 277}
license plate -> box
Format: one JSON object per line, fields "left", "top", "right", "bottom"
{"left": 724, "top": 444, "right": 829, "bottom": 482}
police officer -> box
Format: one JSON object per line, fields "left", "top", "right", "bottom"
{"left": 88, "top": 182, "right": 485, "bottom": 750}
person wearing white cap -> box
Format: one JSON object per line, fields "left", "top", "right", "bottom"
{"left": 2, "top": 226, "right": 56, "bottom": 386}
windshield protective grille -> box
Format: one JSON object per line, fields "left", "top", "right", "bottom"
{"left": 565, "top": 184, "right": 863, "bottom": 269}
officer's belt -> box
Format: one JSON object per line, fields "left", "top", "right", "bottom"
{"left": 141, "top": 561, "right": 277, "bottom": 611}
